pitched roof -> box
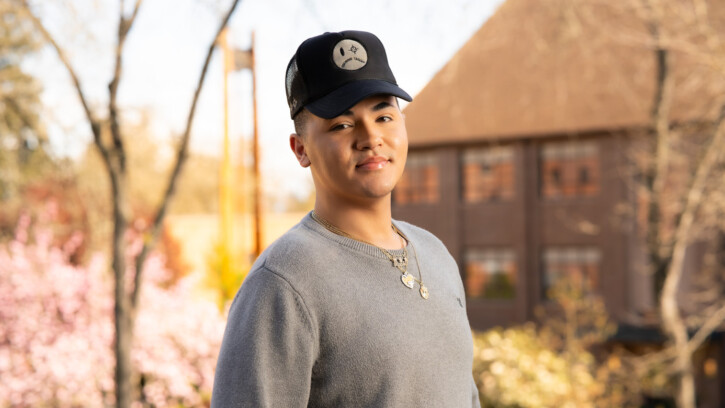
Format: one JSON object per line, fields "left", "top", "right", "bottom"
{"left": 404, "top": 0, "right": 725, "bottom": 147}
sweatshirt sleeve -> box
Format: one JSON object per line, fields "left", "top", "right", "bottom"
{"left": 471, "top": 375, "right": 481, "bottom": 408}
{"left": 211, "top": 267, "right": 318, "bottom": 408}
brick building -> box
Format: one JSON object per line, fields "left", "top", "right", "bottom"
{"left": 392, "top": 0, "right": 725, "bottom": 405}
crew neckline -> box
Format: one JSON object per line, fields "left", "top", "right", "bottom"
{"left": 301, "top": 212, "right": 410, "bottom": 260}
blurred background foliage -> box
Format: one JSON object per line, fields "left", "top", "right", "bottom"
{"left": 204, "top": 239, "right": 248, "bottom": 312}
{"left": 0, "top": 1, "right": 57, "bottom": 236}
{"left": 473, "top": 279, "right": 663, "bottom": 408}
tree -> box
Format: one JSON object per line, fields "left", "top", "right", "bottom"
{"left": 12, "top": 0, "right": 243, "bottom": 406}
{"left": 536, "top": 1, "right": 725, "bottom": 405}
{"left": 604, "top": 0, "right": 725, "bottom": 406}
{"left": 637, "top": 1, "right": 725, "bottom": 407}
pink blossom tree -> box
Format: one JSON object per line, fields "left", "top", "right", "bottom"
{"left": 0, "top": 214, "right": 226, "bottom": 407}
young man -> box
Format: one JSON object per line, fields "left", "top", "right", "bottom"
{"left": 211, "top": 30, "right": 480, "bottom": 407}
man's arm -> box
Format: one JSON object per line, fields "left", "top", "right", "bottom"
{"left": 211, "top": 267, "right": 317, "bottom": 408}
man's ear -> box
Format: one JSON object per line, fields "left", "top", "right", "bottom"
{"left": 290, "top": 133, "right": 311, "bottom": 168}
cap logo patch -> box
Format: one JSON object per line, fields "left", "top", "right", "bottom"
{"left": 332, "top": 39, "right": 367, "bottom": 70}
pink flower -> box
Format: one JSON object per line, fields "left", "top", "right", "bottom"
{"left": 0, "top": 218, "right": 226, "bottom": 406}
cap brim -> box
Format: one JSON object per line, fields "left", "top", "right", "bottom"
{"left": 305, "top": 79, "right": 412, "bottom": 119}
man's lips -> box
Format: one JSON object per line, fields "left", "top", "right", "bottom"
{"left": 356, "top": 156, "right": 390, "bottom": 170}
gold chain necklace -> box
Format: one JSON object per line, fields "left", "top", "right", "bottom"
{"left": 310, "top": 211, "right": 429, "bottom": 300}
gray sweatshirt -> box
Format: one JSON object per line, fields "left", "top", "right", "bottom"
{"left": 211, "top": 213, "right": 481, "bottom": 407}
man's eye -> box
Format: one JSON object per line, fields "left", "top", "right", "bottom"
{"left": 330, "top": 123, "right": 351, "bottom": 131}
{"left": 378, "top": 115, "right": 393, "bottom": 122}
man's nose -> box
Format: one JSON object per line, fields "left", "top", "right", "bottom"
{"left": 355, "top": 121, "right": 383, "bottom": 150}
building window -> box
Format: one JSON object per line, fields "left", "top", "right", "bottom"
{"left": 541, "top": 247, "right": 601, "bottom": 298}
{"left": 464, "top": 249, "right": 517, "bottom": 299}
{"left": 394, "top": 151, "right": 439, "bottom": 204}
{"left": 462, "top": 145, "right": 515, "bottom": 203}
{"left": 540, "top": 140, "right": 600, "bottom": 198}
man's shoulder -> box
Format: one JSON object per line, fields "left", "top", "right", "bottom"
{"left": 248, "top": 214, "right": 333, "bottom": 281}
{"left": 393, "top": 219, "right": 446, "bottom": 247}
{"left": 258, "top": 219, "right": 315, "bottom": 259}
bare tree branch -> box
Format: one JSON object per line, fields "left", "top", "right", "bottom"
{"left": 19, "top": 0, "right": 118, "bottom": 228}
{"left": 127, "top": 0, "right": 143, "bottom": 34}
{"left": 131, "top": 0, "right": 244, "bottom": 309}
{"left": 641, "top": 301, "right": 725, "bottom": 371}
{"left": 16, "top": 0, "right": 112, "bottom": 168}
{"left": 686, "top": 301, "right": 725, "bottom": 355}
{"left": 2, "top": 96, "right": 38, "bottom": 133}
{"left": 108, "top": 0, "right": 144, "bottom": 173}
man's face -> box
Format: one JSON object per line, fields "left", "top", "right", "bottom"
{"left": 290, "top": 95, "right": 408, "bottom": 205}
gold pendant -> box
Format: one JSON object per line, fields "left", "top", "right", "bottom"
{"left": 420, "top": 285, "right": 429, "bottom": 299}
{"left": 401, "top": 272, "right": 415, "bottom": 289}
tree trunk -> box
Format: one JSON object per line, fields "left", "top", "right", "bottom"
{"left": 642, "top": 3, "right": 695, "bottom": 405}
{"left": 113, "top": 206, "right": 132, "bottom": 408}
{"left": 660, "top": 238, "right": 696, "bottom": 408}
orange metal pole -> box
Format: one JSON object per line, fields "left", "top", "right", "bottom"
{"left": 251, "top": 31, "right": 263, "bottom": 258}
{"left": 220, "top": 28, "right": 233, "bottom": 254}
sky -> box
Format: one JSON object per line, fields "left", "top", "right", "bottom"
{"left": 28, "top": 0, "right": 505, "bottom": 200}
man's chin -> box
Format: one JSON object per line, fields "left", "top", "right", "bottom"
{"left": 358, "top": 185, "right": 396, "bottom": 200}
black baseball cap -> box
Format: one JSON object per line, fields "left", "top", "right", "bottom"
{"left": 285, "top": 30, "right": 412, "bottom": 119}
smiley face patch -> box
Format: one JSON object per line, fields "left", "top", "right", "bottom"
{"left": 332, "top": 39, "right": 368, "bottom": 70}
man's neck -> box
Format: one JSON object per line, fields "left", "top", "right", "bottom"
{"left": 313, "top": 196, "right": 403, "bottom": 250}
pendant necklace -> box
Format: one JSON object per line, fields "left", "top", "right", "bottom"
{"left": 310, "top": 211, "right": 429, "bottom": 300}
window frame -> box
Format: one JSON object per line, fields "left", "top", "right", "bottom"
{"left": 540, "top": 246, "right": 602, "bottom": 299}
{"left": 393, "top": 150, "right": 440, "bottom": 205}
{"left": 461, "top": 144, "right": 516, "bottom": 204}
{"left": 539, "top": 139, "right": 601, "bottom": 199}
{"left": 463, "top": 247, "right": 518, "bottom": 301}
